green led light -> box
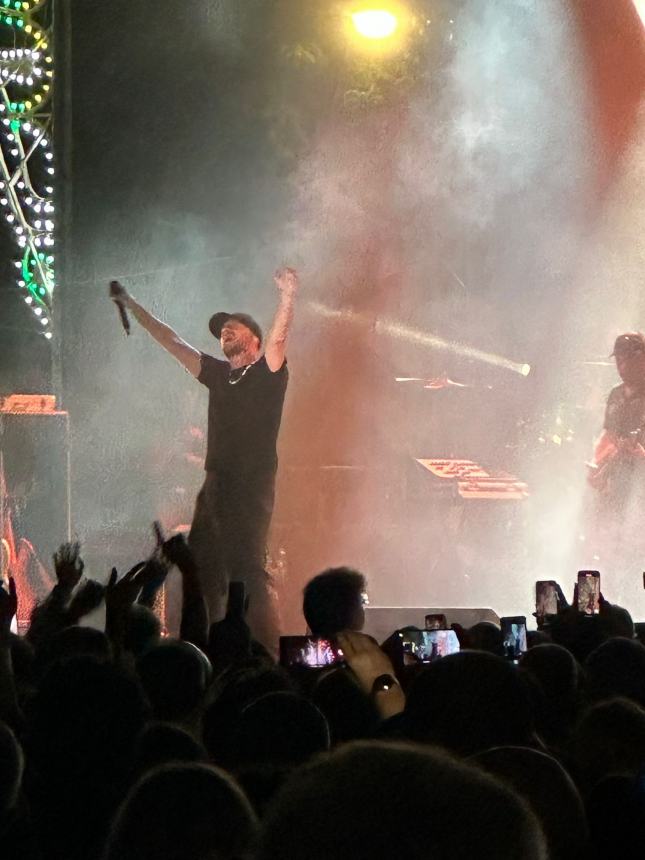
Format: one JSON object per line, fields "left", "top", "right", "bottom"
{"left": 5, "top": 8, "right": 57, "bottom": 331}
{"left": 2, "top": 1, "right": 8, "bottom": 7}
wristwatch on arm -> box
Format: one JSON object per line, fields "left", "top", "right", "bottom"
{"left": 370, "top": 673, "right": 399, "bottom": 695}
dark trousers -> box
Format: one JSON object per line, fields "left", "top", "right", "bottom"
{"left": 188, "top": 470, "right": 281, "bottom": 651}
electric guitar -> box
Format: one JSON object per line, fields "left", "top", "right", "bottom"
{"left": 587, "top": 428, "right": 645, "bottom": 493}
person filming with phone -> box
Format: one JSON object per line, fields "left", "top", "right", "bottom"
{"left": 302, "top": 568, "right": 368, "bottom": 637}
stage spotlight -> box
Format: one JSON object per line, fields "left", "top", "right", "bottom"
{"left": 344, "top": 3, "right": 411, "bottom": 53}
{"left": 352, "top": 9, "right": 398, "bottom": 40}
{"left": 310, "top": 301, "right": 532, "bottom": 377}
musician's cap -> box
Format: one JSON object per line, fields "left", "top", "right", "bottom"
{"left": 209, "top": 312, "right": 263, "bottom": 344}
{"left": 611, "top": 332, "right": 645, "bottom": 357}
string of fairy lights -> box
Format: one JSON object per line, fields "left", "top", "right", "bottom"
{"left": 0, "top": 0, "right": 54, "bottom": 339}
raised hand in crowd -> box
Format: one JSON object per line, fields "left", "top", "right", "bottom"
{"left": 0, "top": 576, "right": 17, "bottom": 635}
{"left": 162, "top": 533, "right": 208, "bottom": 650}
{"left": 336, "top": 629, "right": 405, "bottom": 719}
{"left": 53, "top": 541, "right": 85, "bottom": 592}
{"left": 28, "top": 541, "right": 87, "bottom": 648}
{"left": 136, "top": 554, "right": 171, "bottom": 608}
{"left": 208, "top": 581, "right": 252, "bottom": 674}
{"left": 66, "top": 578, "right": 105, "bottom": 624}
{"left": 161, "top": 532, "right": 195, "bottom": 572}
{"left": 0, "top": 578, "right": 20, "bottom": 728}
{"left": 553, "top": 581, "right": 569, "bottom": 610}
{"left": 105, "top": 561, "right": 146, "bottom": 655}
{"left": 105, "top": 562, "right": 147, "bottom": 613}
{"left": 122, "top": 522, "right": 172, "bottom": 610}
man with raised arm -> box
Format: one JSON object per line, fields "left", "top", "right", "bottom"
{"left": 110, "top": 267, "right": 298, "bottom": 649}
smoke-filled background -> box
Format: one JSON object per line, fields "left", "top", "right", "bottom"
{"left": 20, "top": 0, "right": 640, "bottom": 628}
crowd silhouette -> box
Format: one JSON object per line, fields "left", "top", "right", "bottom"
{"left": 1, "top": 533, "right": 645, "bottom": 859}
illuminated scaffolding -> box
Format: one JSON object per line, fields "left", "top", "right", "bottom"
{"left": 0, "top": 0, "right": 54, "bottom": 340}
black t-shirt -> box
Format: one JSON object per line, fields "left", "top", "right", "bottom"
{"left": 198, "top": 353, "right": 288, "bottom": 474}
{"left": 603, "top": 383, "right": 645, "bottom": 437}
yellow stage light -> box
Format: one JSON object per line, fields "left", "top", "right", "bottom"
{"left": 344, "top": 4, "right": 411, "bottom": 55}
{"left": 352, "top": 9, "right": 398, "bottom": 40}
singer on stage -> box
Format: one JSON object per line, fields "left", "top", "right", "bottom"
{"left": 110, "top": 268, "right": 298, "bottom": 649}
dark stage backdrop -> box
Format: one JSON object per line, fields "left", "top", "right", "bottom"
{"left": 59, "top": 0, "right": 645, "bottom": 627}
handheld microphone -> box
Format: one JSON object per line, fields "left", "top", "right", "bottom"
{"left": 109, "top": 280, "right": 131, "bottom": 335}
{"left": 116, "top": 302, "right": 131, "bottom": 335}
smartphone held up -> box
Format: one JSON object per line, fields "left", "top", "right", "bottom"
{"left": 577, "top": 570, "right": 600, "bottom": 615}
{"left": 500, "top": 616, "right": 527, "bottom": 660}
{"left": 279, "top": 636, "right": 345, "bottom": 669}
{"left": 535, "top": 581, "right": 558, "bottom": 619}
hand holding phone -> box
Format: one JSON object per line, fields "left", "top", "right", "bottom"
{"left": 336, "top": 630, "right": 397, "bottom": 691}
{"left": 500, "top": 616, "right": 527, "bottom": 660}
{"left": 385, "top": 628, "right": 460, "bottom": 667}
{"left": 279, "top": 635, "right": 345, "bottom": 669}
{"left": 577, "top": 570, "right": 600, "bottom": 615}
{"left": 425, "top": 613, "right": 448, "bottom": 631}
{"left": 535, "top": 581, "right": 558, "bottom": 618}
{"left": 337, "top": 630, "right": 406, "bottom": 719}
{"left": 152, "top": 520, "right": 165, "bottom": 548}
{"left": 226, "top": 581, "right": 247, "bottom": 619}
{"left": 209, "top": 584, "right": 252, "bottom": 672}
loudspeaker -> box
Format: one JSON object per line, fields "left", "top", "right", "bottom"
{"left": 363, "top": 606, "right": 500, "bottom": 645}
{"left": 1, "top": 411, "right": 71, "bottom": 621}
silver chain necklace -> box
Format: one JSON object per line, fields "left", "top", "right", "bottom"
{"left": 228, "top": 360, "right": 256, "bottom": 385}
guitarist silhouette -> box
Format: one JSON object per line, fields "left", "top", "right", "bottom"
{"left": 589, "top": 333, "right": 645, "bottom": 496}
{"left": 586, "top": 333, "right": 645, "bottom": 605}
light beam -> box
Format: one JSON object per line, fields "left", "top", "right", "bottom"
{"left": 310, "top": 301, "right": 531, "bottom": 377}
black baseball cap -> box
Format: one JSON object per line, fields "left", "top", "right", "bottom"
{"left": 610, "top": 332, "right": 645, "bottom": 357}
{"left": 209, "top": 312, "right": 263, "bottom": 344}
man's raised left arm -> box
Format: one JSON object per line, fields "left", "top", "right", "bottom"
{"left": 265, "top": 267, "right": 299, "bottom": 372}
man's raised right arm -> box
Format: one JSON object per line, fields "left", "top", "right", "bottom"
{"left": 112, "top": 284, "right": 201, "bottom": 378}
